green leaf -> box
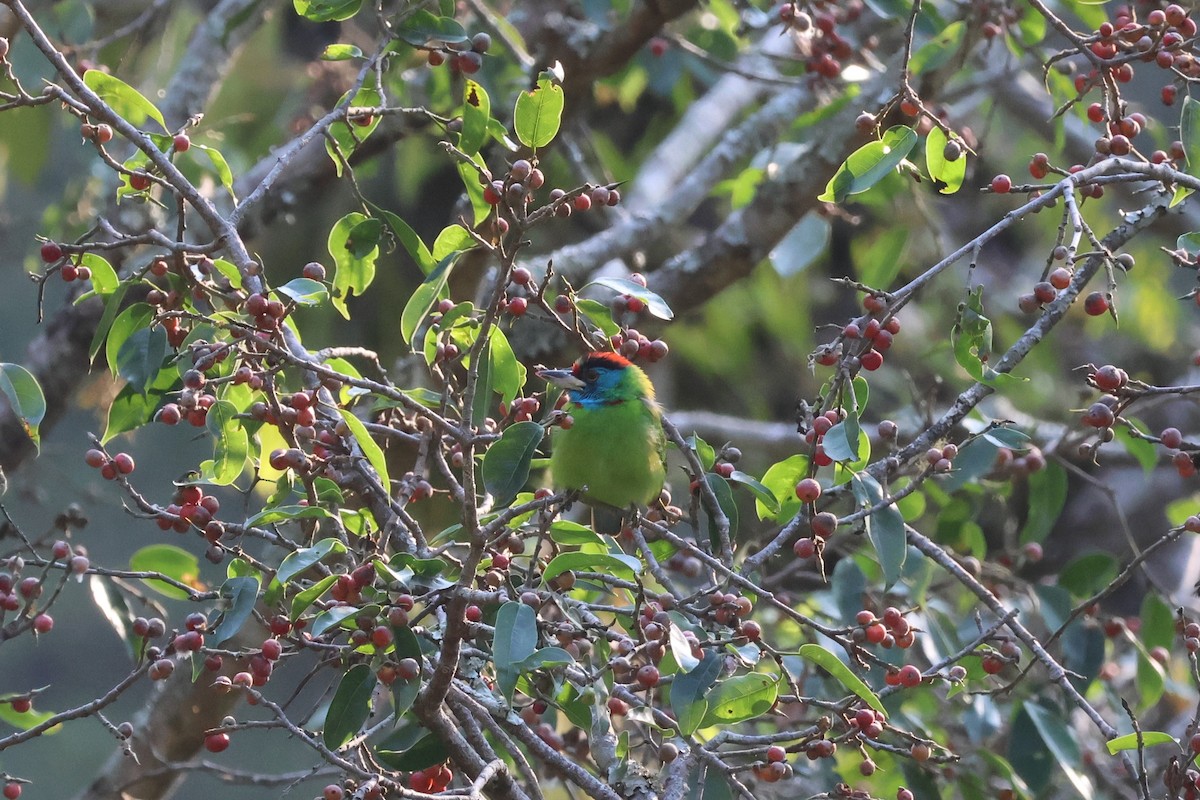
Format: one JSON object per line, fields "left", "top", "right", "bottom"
{"left": 311, "top": 604, "right": 363, "bottom": 636}
{"left": 78, "top": 253, "right": 119, "bottom": 295}
{"left": 1106, "top": 731, "right": 1176, "bottom": 755}
{"left": 822, "top": 418, "right": 860, "bottom": 462}
{"left": 514, "top": 76, "right": 564, "bottom": 149}
{"left": 456, "top": 158, "right": 492, "bottom": 226}
{"left": 850, "top": 473, "right": 907, "bottom": 589}
{"left": 103, "top": 380, "right": 167, "bottom": 442}
{"left": 703, "top": 473, "right": 739, "bottom": 548}
{"left": 858, "top": 227, "right": 907, "bottom": 288}
{"left": 515, "top": 646, "right": 576, "bottom": 672}
{"left": 89, "top": 284, "right": 131, "bottom": 363}
{"left": 489, "top": 328, "right": 526, "bottom": 407}
{"left": 482, "top": 421, "right": 543, "bottom": 506}
{"left": 0, "top": 702, "right": 58, "bottom": 733}
{"left": 672, "top": 653, "right": 722, "bottom": 735}
{"left": 687, "top": 435, "right": 716, "bottom": 471}
{"left": 377, "top": 730, "right": 450, "bottom": 771}
{"left": 798, "top": 644, "right": 885, "bottom": 715}
{"left": 728, "top": 471, "right": 778, "bottom": 514}
{"left": 276, "top": 277, "right": 329, "bottom": 307}
{"left": 321, "top": 43, "right": 363, "bottom": 60}
{"left": 494, "top": 601, "right": 538, "bottom": 701}
{"left": 371, "top": 206, "right": 435, "bottom": 274}
{"left": 1022, "top": 701, "right": 1092, "bottom": 796}
{"left": 0, "top": 364, "right": 45, "bottom": 450}
{"left": 394, "top": 8, "right": 468, "bottom": 45}
{"left": 291, "top": 574, "right": 338, "bottom": 619}
{"left": 105, "top": 303, "right": 154, "bottom": 375}
{"left": 1182, "top": 95, "right": 1200, "bottom": 179}
{"left": 460, "top": 80, "right": 491, "bottom": 156}
{"left": 1177, "top": 231, "right": 1200, "bottom": 256}
{"left": 205, "top": 400, "right": 249, "bottom": 485}
{"left": 323, "top": 664, "right": 376, "bottom": 749}
{"left": 432, "top": 224, "right": 474, "bottom": 261}
{"left": 326, "top": 82, "right": 382, "bottom": 173}
{"left": 400, "top": 254, "right": 456, "bottom": 345}
{"left": 116, "top": 325, "right": 167, "bottom": 395}
{"left": 390, "top": 625, "right": 422, "bottom": 720}
{"left": 193, "top": 144, "right": 236, "bottom": 200}
{"left": 1058, "top": 552, "right": 1118, "bottom": 598}
{"left": 910, "top": 21, "right": 966, "bottom": 75}
{"left": 550, "top": 521, "right": 606, "bottom": 546}
{"left": 542, "top": 551, "right": 641, "bottom": 584}
{"left": 244, "top": 504, "right": 332, "bottom": 527}
{"left": 576, "top": 299, "right": 620, "bottom": 337}
{"left": 83, "top": 70, "right": 166, "bottom": 130}
{"left": 819, "top": 126, "right": 918, "bottom": 203}
{"left": 756, "top": 454, "right": 809, "bottom": 523}
{"left": 587, "top": 277, "right": 674, "bottom": 320}
{"left": 1114, "top": 421, "right": 1157, "bottom": 474}
{"left": 1019, "top": 463, "right": 1067, "bottom": 544}
{"left": 129, "top": 544, "right": 199, "bottom": 600}
{"left": 211, "top": 576, "right": 260, "bottom": 646}
{"left": 278, "top": 539, "right": 348, "bottom": 585}
{"left": 669, "top": 623, "right": 701, "bottom": 673}
{"left": 329, "top": 208, "right": 378, "bottom": 314}
{"left": 337, "top": 408, "right": 390, "bottom": 493}
{"left": 700, "top": 673, "right": 778, "bottom": 727}
{"left": 953, "top": 286, "right": 1024, "bottom": 387}
{"left": 925, "top": 126, "right": 966, "bottom": 194}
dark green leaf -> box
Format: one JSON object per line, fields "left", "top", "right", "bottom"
{"left": 323, "top": 664, "right": 376, "bottom": 749}
{"left": 244, "top": 504, "right": 332, "bottom": 527}
{"left": 373, "top": 206, "right": 435, "bottom": 274}
{"left": 798, "top": 644, "right": 885, "bottom": 715}
{"left": 1182, "top": 95, "right": 1200, "bottom": 178}
{"left": 669, "top": 623, "right": 701, "bottom": 673}
{"left": 482, "top": 421, "right": 543, "bottom": 506}
{"left": 672, "top": 653, "right": 722, "bottom": 735}
{"left": 116, "top": 325, "right": 167, "bottom": 394}
{"left": 394, "top": 9, "right": 469, "bottom": 45}
{"left": 514, "top": 76, "right": 564, "bottom": 149}
{"left": 377, "top": 730, "right": 451, "bottom": 771}
{"left": 1018, "top": 463, "right": 1067, "bottom": 544}
{"left": 211, "top": 576, "right": 260, "bottom": 646}
{"left": 329, "top": 210, "right": 379, "bottom": 318}
{"left": 1022, "top": 701, "right": 1091, "bottom": 796}
{"left": 851, "top": 473, "right": 907, "bottom": 588}
{"left": 494, "top": 601, "right": 538, "bottom": 701}
{"left": 489, "top": 328, "right": 525, "bottom": 406}
{"left": 822, "top": 419, "right": 859, "bottom": 462}
{"left": 291, "top": 574, "right": 338, "bottom": 619}
{"left": 400, "top": 254, "right": 456, "bottom": 345}
{"left": 728, "top": 471, "right": 778, "bottom": 514}
{"left": 105, "top": 303, "right": 154, "bottom": 375}
{"left": 703, "top": 473, "right": 739, "bottom": 548}
{"left": 515, "top": 646, "right": 576, "bottom": 672}
{"left": 576, "top": 298, "right": 620, "bottom": 337}
{"left": 0, "top": 364, "right": 45, "bottom": 449}
{"left": 129, "top": 544, "right": 199, "bottom": 600}
{"left": 588, "top": 277, "right": 674, "bottom": 320}
{"left": 89, "top": 284, "right": 130, "bottom": 363}
{"left": 1058, "top": 552, "right": 1118, "bottom": 597}
{"left": 687, "top": 435, "right": 716, "bottom": 471}
{"left": 278, "top": 539, "right": 348, "bottom": 585}
{"left": 390, "top": 624, "right": 422, "bottom": 720}
{"left": 953, "top": 286, "right": 1023, "bottom": 387}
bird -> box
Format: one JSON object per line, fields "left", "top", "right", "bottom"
{"left": 537, "top": 352, "right": 666, "bottom": 511}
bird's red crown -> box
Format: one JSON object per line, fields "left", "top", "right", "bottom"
{"left": 572, "top": 352, "right": 633, "bottom": 376}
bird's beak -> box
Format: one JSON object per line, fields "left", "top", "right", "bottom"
{"left": 537, "top": 367, "right": 585, "bottom": 390}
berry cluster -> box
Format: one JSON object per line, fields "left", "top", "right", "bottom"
{"left": 856, "top": 606, "right": 918, "bottom": 653}
{"left": 815, "top": 294, "right": 902, "bottom": 375}
{"left": 777, "top": 0, "right": 868, "bottom": 79}
{"left": 426, "top": 32, "right": 491, "bottom": 74}
{"left": 84, "top": 447, "right": 135, "bottom": 480}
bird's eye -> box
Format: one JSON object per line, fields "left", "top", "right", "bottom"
{"left": 584, "top": 369, "right": 599, "bottom": 382}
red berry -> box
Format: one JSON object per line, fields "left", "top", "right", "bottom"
{"left": 860, "top": 348, "right": 884, "bottom": 371}
{"left": 204, "top": 732, "right": 231, "bottom": 753}
{"left": 990, "top": 174, "right": 1012, "bottom": 194}
{"left": 113, "top": 452, "right": 135, "bottom": 474}
{"left": 33, "top": 613, "right": 53, "bottom": 633}
{"left": 795, "top": 478, "right": 822, "bottom": 503}
{"left": 1087, "top": 103, "right": 1105, "bottom": 123}
{"left": 371, "top": 625, "right": 393, "bottom": 648}
{"left": 865, "top": 624, "right": 887, "bottom": 644}
{"left": 793, "top": 537, "right": 816, "bottom": 558}
{"left": 898, "top": 664, "right": 921, "bottom": 687}
{"left": 40, "top": 242, "right": 63, "bottom": 263}
{"left": 508, "top": 296, "right": 528, "bottom": 316}
{"left": 173, "top": 134, "right": 190, "bottom": 152}
{"left": 261, "top": 638, "right": 283, "bottom": 660}
{"left": 3, "top": 783, "right": 20, "bottom": 800}
{"left": 466, "top": 605, "right": 483, "bottom": 622}
{"left": 129, "top": 172, "right": 152, "bottom": 191}
{"left": 637, "top": 664, "right": 661, "bottom": 688}
{"left": 766, "top": 744, "right": 786, "bottom": 762}
{"left": 1083, "top": 291, "right": 1109, "bottom": 316}
{"left": 85, "top": 448, "right": 106, "bottom": 468}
